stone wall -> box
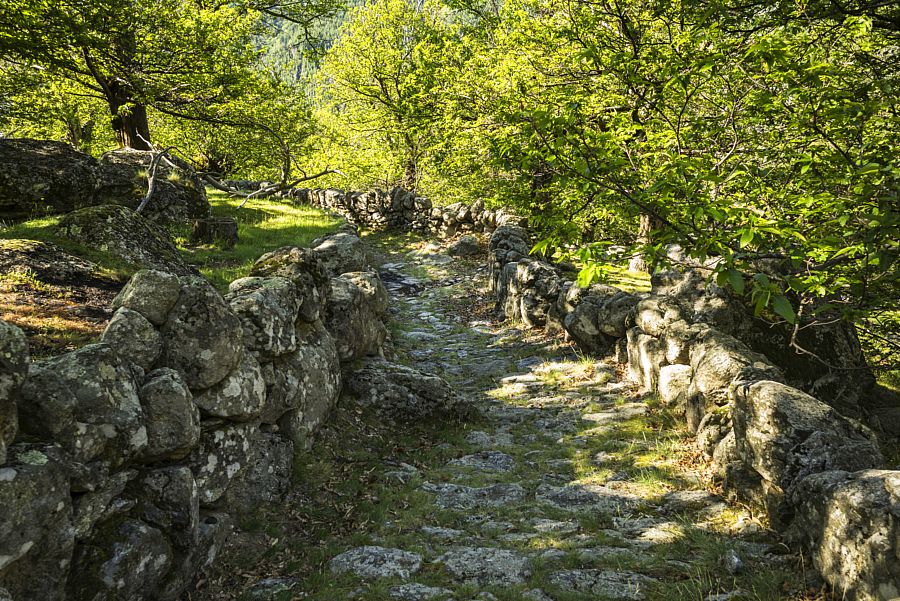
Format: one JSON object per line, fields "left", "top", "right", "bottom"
{"left": 485, "top": 226, "right": 900, "bottom": 601}
{"left": 0, "top": 225, "right": 392, "bottom": 601}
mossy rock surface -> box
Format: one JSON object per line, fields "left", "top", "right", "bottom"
{"left": 56, "top": 205, "right": 196, "bottom": 276}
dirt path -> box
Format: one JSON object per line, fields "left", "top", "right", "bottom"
{"left": 199, "top": 233, "right": 813, "bottom": 601}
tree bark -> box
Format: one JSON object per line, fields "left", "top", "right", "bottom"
{"left": 629, "top": 213, "right": 653, "bottom": 272}
{"left": 107, "top": 83, "right": 152, "bottom": 150}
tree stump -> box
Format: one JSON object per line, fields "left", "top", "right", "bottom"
{"left": 190, "top": 217, "right": 239, "bottom": 249}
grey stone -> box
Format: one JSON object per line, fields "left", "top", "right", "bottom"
{"left": 0, "top": 138, "right": 101, "bottom": 217}
{"left": 422, "top": 482, "right": 526, "bottom": 509}
{"left": 218, "top": 431, "right": 293, "bottom": 514}
{"left": 112, "top": 269, "right": 182, "bottom": 326}
{"left": 159, "top": 275, "right": 244, "bottom": 390}
{"left": 101, "top": 307, "right": 162, "bottom": 370}
{"left": 326, "top": 276, "right": 389, "bottom": 361}
{"left": 129, "top": 466, "right": 200, "bottom": 551}
{"left": 192, "top": 351, "right": 266, "bottom": 421}
{"left": 250, "top": 246, "right": 329, "bottom": 323}
{"left": 0, "top": 320, "right": 28, "bottom": 465}
{"left": 226, "top": 277, "right": 300, "bottom": 358}
{"left": 158, "top": 510, "right": 232, "bottom": 601}
{"left": 448, "top": 451, "right": 516, "bottom": 472}
{"left": 388, "top": 583, "right": 453, "bottom": 600}
{"left": 687, "top": 327, "right": 784, "bottom": 430}
{"left": 188, "top": 421, "right": 256, "bottom": 505}
{"left": 67, "top": 517, "right": 172, "bottom": 601}
{"left": 657, "top": 364, "right": 692, "bottom": 410}
{"left": 346, "top": 359, "right": 471, "bottom": 421}
{"left": 787, "top": 469, "right": 900, "bottom": 601}
{"left": 448, "top": 235, "right": 481, "bottom": 257}
{"left": 313, "top": 232, "right": 369, "bottom": 276}
{"left": 536, "top": 483, "right": 640, "bottom": 513}
{"left": 267, "top": 321, "right": 341, "bottom": 442}
{"left": 437, "top": 547, "right": 532, "bottom": 585}
{"left": 731, "top": 380, "right": 883, "bottom": 524}
{"left": 627, "top": 327, "right": 667, "bottom": 392}
{"left": 548, "top": 570, "right": 656, "bottom": 600}
{"left": 329, "top": 546, "right": 422, "bottom": 580}
{"left": 139, "top": 368, "right": 200, "bottom": 462}
{"left": 18, "top": 343, "right": 147, "bottom": 466}
{"left": 0, "top": 453, "right": 73, "bottom": 601}
{"left": 465, "top": 430, "right": 514, "bottom": 447}
{"left": 72, "top": 469, "right": 136, "bottom": 538}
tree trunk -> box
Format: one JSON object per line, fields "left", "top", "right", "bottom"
{"left": 108, "top": 84, "right": 152, "bottom": 150}
{"left": 115, "top": 103, "right": 152, "bottom": 150}
{"left": 629, "top": 213, "right": 653, "bottom": 272}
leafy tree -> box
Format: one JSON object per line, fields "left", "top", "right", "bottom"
{"left": 316, "top": 0, "right": 454, "bottom": 189}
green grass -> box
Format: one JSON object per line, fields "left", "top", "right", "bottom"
{"left": 174, "top": 190, "right": 342, "bottom": 289}
{"left": 0, "top": 190, "right": 342, "bottom": 290}
{"left": 0, "top": 215, "right": 139, "bottom": 279}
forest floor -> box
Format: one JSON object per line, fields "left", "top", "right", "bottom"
{"left": 194, "top": 230, "right": 828, "bottom": 601}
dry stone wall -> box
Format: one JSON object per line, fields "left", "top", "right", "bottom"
{"left": 0, "top": 224, "right": 392, "bottom": 601}
{"left": 486, "top": 223, "right": 900, "bottom": 601}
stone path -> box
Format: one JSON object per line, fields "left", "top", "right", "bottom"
{"left": 228, "top": 234, "right": 810, "bottom": 601}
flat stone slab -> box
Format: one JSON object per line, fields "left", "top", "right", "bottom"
{"left": 448, "top": 451, "right": 516, "bottom": 472}
{"left": 536, "top": 483, "right": 641, "bottom": 512}
{"left": 422, "top": 482, "right": 526, "bottom": 509}
{"left": 329, "top": 546, "right": 422, "bottom": 580}
{"left": 437, "top": 546, "right": 532, "bottom": 585}
{"left": 420, "top": 526, "right": 466, "bottom": 540}
{"left": 581, "top": 403, "right": 648, "bottom": 424}
{"left": 465, "top": 430, "right": 514, "bottom": 447}
{"left": 389, "top": 583, "right": 453, "bottom": 600}
{"left": 548, "top": 569, "right": 656, "bottom": 600}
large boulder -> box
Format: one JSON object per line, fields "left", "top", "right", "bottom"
{"left": 325, "top": 275, "right": 389, "bottom": 362}
{"left": 0, "top": 448, "right": 74, "bottom": 601}
{"left": 312, "top": 232, "right": 369, "bottom": 276}
{"left": 0, "top": 138, "right": 100, "bottom": 218}
{"left": 275, "top": 321, "right": 342, "bottom": 447}
{"left": 0, "top": 321, "right": 28, "bottom": 465}
{"left": 95, "top": 148, "right": 209, "bottom": 223}
{"left": 345, "top": 359, "right": 472, "bottom": 422}
{"left": 0, "top": 239, "right": 113, "bottom": 288}
{"left": 56, "top": 204, "right": 195, "bottom": 275}
{"left": 158, "top": 275, "right": 244, "bottom": 390}
{"left": 249, "top": 246, "right": 329, "bottom": 323}
{"left": 17, "top": 343, "right": 147, "bottom": 466}
{"left": 226, "top": 277, "right": 300, "bottom": 358}
{"left": 788, "top": 469, "right": 900, "bottom": 600}
{"left": 139, "top": 368, "right": 201, "bottom": 462}
{"left": 730, "top": 379, "right": 883, "bottom": 526}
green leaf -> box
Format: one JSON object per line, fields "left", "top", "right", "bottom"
{"left": 726, "top": 269, "right": 745, "bottom": 295}
{"left": 739, "top": 228, "right": 754, "bottom": 248}
{"left": 772, "top": 295, "right": 796, "bottom": 324}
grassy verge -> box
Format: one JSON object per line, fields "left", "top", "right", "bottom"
{"left": 174, "top": 190, "right": 342, "bottom": 289}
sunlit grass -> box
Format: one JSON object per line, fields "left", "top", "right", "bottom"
{"left": 174, "top": 190, "right": 342, "bottom": 289}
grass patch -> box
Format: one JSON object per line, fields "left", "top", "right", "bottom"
{"left": 174, "top": 190, "right": 342, "bottom": 289}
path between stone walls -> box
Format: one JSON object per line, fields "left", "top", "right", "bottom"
{"left": 197, "top": 233, "right": 814, "bottom": 601}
